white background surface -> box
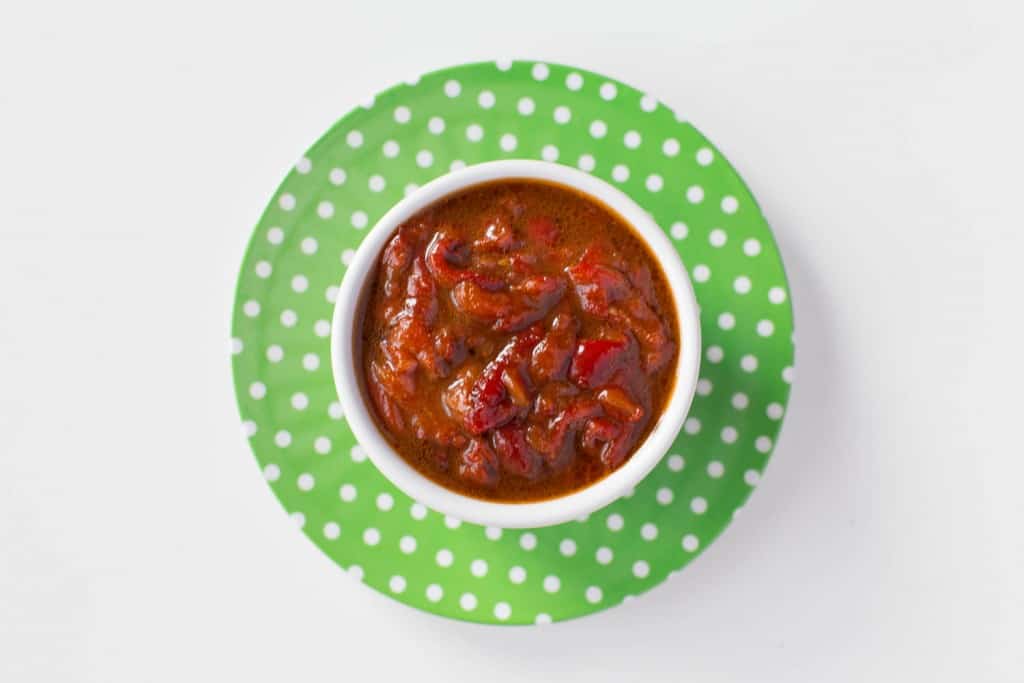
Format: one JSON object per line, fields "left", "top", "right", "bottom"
{"left": 2, "top": 1, "right": 1021, "bottom": 681}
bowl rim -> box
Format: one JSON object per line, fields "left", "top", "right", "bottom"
{"left": 330, "top": 159, "right": 701, "bottom": 528}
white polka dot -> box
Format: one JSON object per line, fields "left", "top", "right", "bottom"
{"left": 340, "top": 484, "right": 357, "bottom": 502}
{"left": 517, "top": 97, "right": 535, "bottom": 115}
{"left": 426, "top": 584, "right": 443, "bottom": 602}
{"left": 290, "top": 392, "right": 308, "bottom": 410}
{"left": 291, "top": 274, "right": 308, "bottom": 293}
{"left": 362, "top": 528, "right": 380, "bottom": 546}
{"left": 734, "top": 276, "right": 752, "bottom": 294}
{"left": 302, "top": 353, "right": 319, "bottom": 370}
{"left": 687, "top": 185, "right": 704, "bottom": 203}
{"left": 348, "top": 565, "right": 364, "bottom": 581}
{"left": 328, "top": 168, "right": 346, "bottom": 186}
{"left": 298, "top": 237, "right": 318, "bottom": 255}
{"left": 721, "top": 195, "right": 739, "bottom": 214}
{"left": 346, "top": 130, "right": 363, "bottom": 148}
{"left": 541, "top": 145, "right": 559, "bottom": 162}
{"left": 484, "top": 526, "right": 501, "bottom": 540}
{"left": 600, "top": 82, "right": 617, "bottom": 100}
{"left": 249, "top": 382, "right": 266, "bottom": 399}
{"left": 684, "top": 417, "right": 701, "bottom": 434}
{"left": 280, "top": 310, "right": 297, "bottom": 328}
{"left": 667, "top": 454, "right": 685, "bottom": 471}
{"left": 706, "top": 347, "right": 725, "bottom": 366}
{"left": 294, "top": 157, "right": 312, "bottom": 174}
{"left": 325, "top": 285, "right": 339, "bottom": 302}
{"left": 692, "top": 264, "right": 710, "bottom": 282}
{"left": 721, "top": 426, "right": 738, "bottom": 444}
{"left": 690, "top": 496, "right": 708, "bottom": 514}
{"left": 350, "top": 211, "right": 368, "bottom": 229}
{"left": 640, "top": 94, "right": 657, "bottom": 111}
{"left": 499, "top": 134, "right": 517, "bottom": 152}
{"left": 682, "top": 534, "right": 699, "bottom": 552}
{"left": 783, "top": 366, "right": 795, "bottom": 383}
{"left": 459, "top": 593, "right": 477, "bottom": 611}
{"left": 350, "top": 444, "right": 366, "bottom": 462}
{"left": 313, "top": 436, "right": 331, "bottom": 454}
{"left": 470, "top": 559, "right": 488, "bottom": 577}
{"left": 718, "top": 312, "right": 735, "bottom": 330}
{"left": 638, "top": 523, "right": 658, "bottom": 542}
{"left": 745, "top": 469, "right": 761, "bottom": 486}
{"left": 553, "top": 106, "right": 571, "bottom": 124}
{"left": 323, "top": 521, "right": 340, "bottom": 539}
{"left": 494, "top": 58, "right": 512, "bottom": 71}
{"left": 585, "top": 586, "right": 603, "bottom": 604}
{"left": 290, "top": 512, "right": 305, "bottom": 528}
{"left": 313, "top": 320, "right": 330, "bottom": 338}
{"left": 466, "top": 124, "right": 483, "bottom": 142}
{"left": 577, "top": 154, "right": 595, "bottom": 172}
{"left": 662, "top": 138, "right": 680, "bottom": 157}
{"left": 755, "top": 436, "right": 773, "bottom": 453}
{"left": 757, "top": 319, "right": 775, "bottom": 337}
{"left": 709, "top": 228, "right": 727, "bottom": 247}
{"left": 368, "top": 175, "right": 386, "bottom": 192}
{"left": 769, "top": 287, "right": 788, "bottom": 304}
{"left": 274, "top": 430, "right": 291, "bottom": 447}
{"left": 632, "top": 560, "right": 650, "bottom": 578}
{"left": 696, "top": 378, "right": 713, "bottom": 396}
{"left": 360, "top": 94, "right": 375, "bottom": 109}
{"left": 473, "top": 90, "right": 495, "bottom": 109}
{"left": 606, "top": 513, "right": 624, "bottom": 531}
{"left": 397, "top": 535, "right": 417, "bottom": 554}
{"left": 393, "top": 106, "right": 411, "bottom": 124}
{"left": 403, "top": 183, "right": 418, "bottom": 196}
{"left": 670, "top": 222, "right": 688, "bottom": 240}
{"left": 656, "top": 487, "right": 674, "bottom": 505}
{"left": 389, "top": 575, "right": 406, "bottom": 593}
{"left": 493, "top": 601, "right": 512, "bottom": 620}
{"left": 278, "top": 193, "right": 296, "bottom": 211}
{"left": 444, "top": 80, "right": 461, "bottom": 97}
{"left": 519, "top": 532, "right": 537, "bottom": 550}
{"left": 428, "top": 116, "right": 445, "bottom": 134}
{"left": 444, "top": 515, "right": 462, "bottom": 529}
{"left": 254, "top": 260, "right": 272, "bottom": 278}
{"left": 612, "top": 164, "right": 629, "bottom": 182}
{"left": 741, "top": 355, "right": 759, "bottom": 372}
{"left": 410, "top": 502, "right": 427, "bottom": 520}
{"left": 531, "top": 63, "right": 549, "bottom": 80}
{"left": 696, "top": 147, "right": 714, "bottom": 165}
{"left": 621, "top": 487, "right": 635, "bottom": 499}
{"left": 381, "top": 140, "right": 400, "bottom": 159}
{"left": 341, "top": 249, "right": 355, "bottom": 266}
{"left": 373, "top": 493, "right": 393, "bottom": 511}
{"left": 589, "top": 120, "right": 607, "bottom": 138}
{"left": 328, "top": 401, "right": 344, "bottom": 420}
{"left": 743, "top": 238, "right": 762, "bottom": 256}
{"left": 449, "top": 160, "right": 466, "bottom": 171}
{"left": 646, "top": 174, "right": 663, "bottom": 192}
{"left": 767, "top": 403, "right": 785, "bottom": 420}
{"left": 559, "top": 539, "right": 577, "bottom": 556}
{"left": 508, "top": 566, "right": 526, "bottom": 584}
{"left": 435, "top": 549, "right": 454, "bottom": 567}
{"left": 732, "top": 392, "right": 749, "bottom": 410}
{"left": 535, "top": 613, "right": 552, "bottom": 625}
{"left": 623, "top": 130, "right": 641, "bottom": 148}
{"left": 241, "top": 420, "right": 258, "bottom": 438}
{"left": 265, "top": 345, "right": 283, "bottom": 363}
{"left": 708, "top": 460, "right": 727, "bottom": 479}
{"left": 266, "top": 227, "right": 284, "bottom": 244}
{"left": 297, "top": 473, "right": 314, "bottom": 491}
{"left": 565, "top": 72, "right": 584, "bottom": 90}
{"left": 262, "top": 463, "right": 278, "bottom": 480}
{"left": 543, "top": 575, "right": 561, "bottom": 593}
{"left": 595, "top": 547, "right": 613, "bottom": 565}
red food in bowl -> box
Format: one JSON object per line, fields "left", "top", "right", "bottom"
{"left": 359, "top": 180, "right": 679, "bottom": 501}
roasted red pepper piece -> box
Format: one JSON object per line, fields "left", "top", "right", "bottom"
{"left": 492, "top": 424, "right": 541, "bottom": 479}
{"left": 530, "top": 313, "right": 577, "bottom": 383}
{"left": 458, "top": 439, "right": 499, "bottom": 487}
{"left": 463, "top": 326, "right": 544, "bottom": 434}
{"left": 425, "top": 230, "right": 505, "bottom": 291}
{"left": 452, "top": 276, "right": 565, "bottom": 332}
{"left": 565, "top": 247, "right": 631, "bottom": 316}
{"left": 568, "top": 335, "right": 634, "bottom": 389}
{"left": 524, "top": 216, "right": 558, "bottom": 247}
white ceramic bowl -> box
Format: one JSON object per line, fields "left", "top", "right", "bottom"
{"left": 331, "top": 160, "right": 701, "bottom": 528}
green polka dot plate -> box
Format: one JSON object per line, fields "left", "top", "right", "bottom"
{"left": 231, "top": 60, "right": 795, "bottom": 625}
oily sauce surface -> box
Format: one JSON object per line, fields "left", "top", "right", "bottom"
{"left": 359, "top": 180, "right": 680, "bottom": 501}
